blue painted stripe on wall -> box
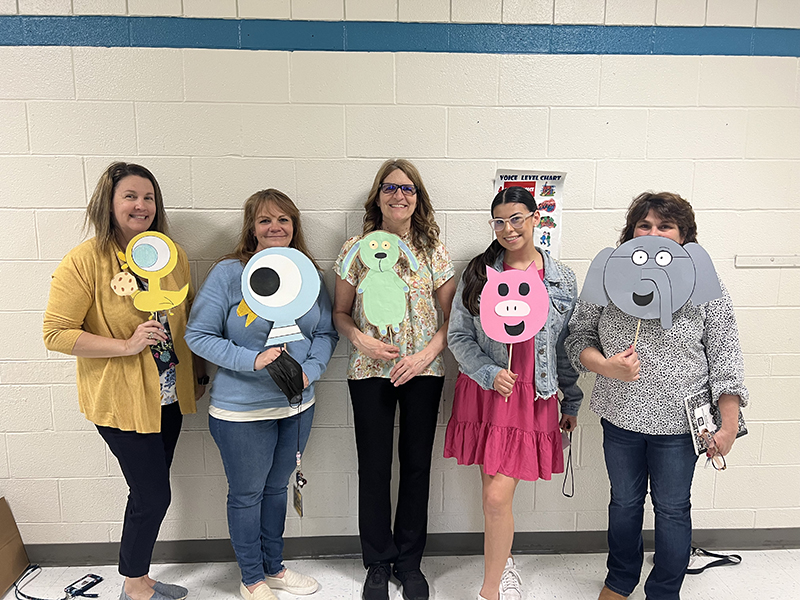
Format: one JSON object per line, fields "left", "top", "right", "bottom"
{"left": 0, "top": 15, "right": 799, "bottom": 56}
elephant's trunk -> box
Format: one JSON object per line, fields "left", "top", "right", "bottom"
{"left": 642, "top": 268, "right": 674, "bottom": 329}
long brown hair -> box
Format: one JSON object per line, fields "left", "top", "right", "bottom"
{"left": 362, "top": 159, "right": 440, "bottom": 251}
{"left": 461, "top": 186, "right": 540, "bottom": 316}
{"left": 619, "top": 191, "right": 698, "bottom": 246}
{"left": 221, "top": 189, "right": 320, "bottom": 270}
{"left": 85, "top": 162, "right": 168, "bottom": 252}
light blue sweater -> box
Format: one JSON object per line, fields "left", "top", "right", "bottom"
{"left": 185, "top": 258, "right": 338, "bottom": 412}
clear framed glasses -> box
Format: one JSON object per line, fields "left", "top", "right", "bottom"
{"left": 379, "top": 183, "right": 417, "bottom": 196}
{"left": 489, "top": 212, "right": 534, "bottom": 232}
{"left": 699, "top": 430, "right": 727, "bottom": 471}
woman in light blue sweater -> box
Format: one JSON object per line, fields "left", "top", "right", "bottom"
{"left": 185, "top": 189, "right": 338, "bottom": 600}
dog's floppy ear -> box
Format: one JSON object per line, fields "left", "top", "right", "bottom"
{"left": 397, "top": 238, "right": 419, "bottom": 272}
{"left": 339, "top": 240, "right": 361, "bottom": 279}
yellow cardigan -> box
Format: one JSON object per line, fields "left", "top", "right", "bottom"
{"left": 43, "top": 237, "right": 197, "bottom": 433}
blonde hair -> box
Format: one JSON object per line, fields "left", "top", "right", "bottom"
{"left": 362, "top": 159, "right": 440, "bottom": 251}
{"left": 85, "top": 162, "right": 168, "bottom": 252}
{"left": 222, "top": 189, "right": 320, "bottom": 270}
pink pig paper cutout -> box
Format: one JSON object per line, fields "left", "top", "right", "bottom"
{"left": 479, "top": 264, "right": 550, "bottom": 344}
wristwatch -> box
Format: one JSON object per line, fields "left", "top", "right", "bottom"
{"left": 197, "top": 375, "right": 210, "bottom": 386}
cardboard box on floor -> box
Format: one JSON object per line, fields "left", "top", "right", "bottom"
{"left": 0, "top": 497, "right": 30, "bottom": 596}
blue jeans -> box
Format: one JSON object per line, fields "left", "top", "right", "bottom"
{"left": 602, "top": 419, "right": 698, "bottom": 600}
{"left": 209, "top": 406, "right": 314, "bottom": 586}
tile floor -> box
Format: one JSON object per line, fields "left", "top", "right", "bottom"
{"left": 5, "top": 549, "right": 799, "bottom": 600}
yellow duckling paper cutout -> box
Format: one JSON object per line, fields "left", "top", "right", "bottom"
{"left": 111, "top": 231, "right": 189, "bottom": 316}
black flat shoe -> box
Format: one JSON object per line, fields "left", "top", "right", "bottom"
{"left": 393, "top": 568, "right": 429, "bottom": 600}
{"left": 362, "top": 564, "right": 391, "bottom": 600}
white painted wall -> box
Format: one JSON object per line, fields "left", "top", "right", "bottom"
{"left": 0, "top": 0, "right": 799, "bottom": 546}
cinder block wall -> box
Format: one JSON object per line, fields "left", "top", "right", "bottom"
{"left": 1, "top": 0, "right": 799, "bottom": 547}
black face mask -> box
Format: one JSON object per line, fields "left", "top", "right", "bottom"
{"left": 265, "top": 350, "right": 304, "bottom": 406}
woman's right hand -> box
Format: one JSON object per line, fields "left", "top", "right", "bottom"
{"left": 355, "top": 333, "right": 400, "bottom": 362}
{"left": 603, "top": 346, "right": 641, "bottom": 381}
{"left": 493, "top": 369, "right": 518, "bottom": 398}
{"left": 254, "top": 347, "right": 283, "bottom": 371}
{"left": 123, "top": 320, "right": 167, "bottom": 355}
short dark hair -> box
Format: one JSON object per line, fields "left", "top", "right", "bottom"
{"left": 619, "top": 191, "right": 698, "bottom": 246}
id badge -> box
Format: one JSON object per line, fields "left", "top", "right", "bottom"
{"left": 293, "top": 483, "right": 304, "bottom": 518}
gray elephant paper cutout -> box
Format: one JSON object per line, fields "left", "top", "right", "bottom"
{"left": 580, "top": 237, "right": 722, "bottom": 329}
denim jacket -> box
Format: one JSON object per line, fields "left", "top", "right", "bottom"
{"left": 447, "top": 249, "right": 583, "bottom": 416}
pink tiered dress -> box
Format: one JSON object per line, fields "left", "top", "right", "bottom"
{"left": 444, "top": 268, "right": 564, "bottom": 481}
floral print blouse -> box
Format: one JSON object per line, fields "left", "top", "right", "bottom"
{"left": 334, "top": 231, "right": 454, "bottom": 380}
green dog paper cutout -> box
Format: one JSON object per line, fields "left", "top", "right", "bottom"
{"left": 339, "top": 231, "right": 419, "bottom": 335}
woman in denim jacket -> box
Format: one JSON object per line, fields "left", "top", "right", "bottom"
{"left": 444, "top": 186, "right": 582, "bottom": 600}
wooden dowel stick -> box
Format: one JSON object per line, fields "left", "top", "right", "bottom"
{"left": 505, "top": 343, "right": 514, "bottom": 403}
{"left": 632, "top": 319, "right": 642, "bottom": 350}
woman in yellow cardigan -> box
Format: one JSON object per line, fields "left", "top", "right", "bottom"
{"left": 43, "top": 163, "right": 203, "bottom": 600}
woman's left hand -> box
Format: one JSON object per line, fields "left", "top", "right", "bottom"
{"left": 712, "top": 427, "right": 737, "bottom": 457}
{"left": 559, "top": 414, "right": 577, "bottom": 433}
{"left": 302, "top": 372, "right": 310, "bottom": 389}
{"left": 390, "top": 350, "right": 432, "bottom": 387}
{"left": 195, "top": 383, "right": 206, "bottom": 401}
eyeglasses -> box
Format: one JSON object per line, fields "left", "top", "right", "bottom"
{"left": 699, "top": 430, "right": 727, "bottom": 471}
{"left": 489, "top": 212, "right": 535, "bottom": 232}
{"left": 380, "top": 183, "right": 417, "bottom": 196}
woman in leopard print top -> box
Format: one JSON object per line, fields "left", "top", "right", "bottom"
{"left": 565, "top": 192, "right": 748, "bottom": 600}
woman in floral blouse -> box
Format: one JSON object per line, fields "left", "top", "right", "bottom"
{"left": 333, "top": 159, "right": 455, "bottom": 600}
{"left": 565, "top": 192, "right": 748, "bottom": 600}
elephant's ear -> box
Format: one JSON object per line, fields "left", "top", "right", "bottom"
{"left": 579, "top": 247, "right": 614, "bottom": 306}
{"left": 684, "top": 242, "right": 723, "bottom": 305}
{"left": 339, "top": 241, "right": 361, "bottom": 280}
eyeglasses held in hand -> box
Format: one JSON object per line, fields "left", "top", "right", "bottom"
{"left": 380, "top": 183, "right": 417, "bottom": 196}
{"left": 699, "top": 429, "right": 727, "bottom": 471}
{"left": 489, "top": 212, "right": 535, "bottom": 232}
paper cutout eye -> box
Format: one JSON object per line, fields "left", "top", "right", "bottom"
{"left": 631, "top": 250, "right": 648, "bottom": 266}
{"left": 369, "top": 240, "right": 379, "bottom": 249}
{"left": 381, "top": 240, "right": 390, "bottom": 250}
{"left": 246, "top": 253, "right": 302, "bottom": 308}
{"left": 131, "top": 235, "right": 170, "bottom": 273}
{"left": 519, "top": 282, "right": 530, "bottom": 296}
{"left": 655, "top": 250, "right": 673, "bottom": 267}
{"left": 498, "top": 283, "right": 509, "bottom": 296}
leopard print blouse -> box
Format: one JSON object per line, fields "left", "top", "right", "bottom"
{"left": 565, "top": 280, "right": 748, "bottom": 435}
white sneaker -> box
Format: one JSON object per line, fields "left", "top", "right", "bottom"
{"left": 239, "top": 582, "right": 278, "bottom": 600}
{"left": 265, "top": 568, "right": 319, "bottom": 595}
{"left": 499, "top": 557, "right": 522, "bottom": 600}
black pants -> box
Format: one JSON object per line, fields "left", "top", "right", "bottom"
{"left": 96, "top": 402, "right": 183, "bottom": 577}
{"left": 348, "top": 376, "right": 443, "bottom": 571}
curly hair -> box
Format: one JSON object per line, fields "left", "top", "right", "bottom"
{"left": 85, "top": 162, "right": 168, "bottom": 252}
{"left": 362, "top": 159, "right": 440, "bottom": 251}
{"left": 222, "top": 189, "right": 320, "bottom": 270}
{"left": 619, "top": 191, "right": 698, "bottom": 246}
